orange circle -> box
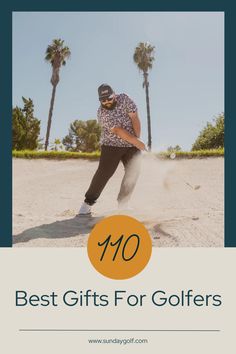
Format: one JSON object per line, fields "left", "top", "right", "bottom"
{"left": 87, "top": 215, "right": 152, "bottom": 280}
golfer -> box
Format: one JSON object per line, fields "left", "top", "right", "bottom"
{"left": 79, "top": 84, "right": 146, "bottom": 215}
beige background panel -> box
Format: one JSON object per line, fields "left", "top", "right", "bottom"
{"left": 0, "top": 248, "right": 234, "bottom": 353}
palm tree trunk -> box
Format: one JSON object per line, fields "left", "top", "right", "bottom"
{"left": 143, "top": 72, "right": 152, "bottom": 151}
{"left": 45, "top": 85, "right": 57, "bottom": 151}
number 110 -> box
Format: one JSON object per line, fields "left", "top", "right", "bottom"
{"left": 98, "top": 234, "right": 140, "bottom": 262}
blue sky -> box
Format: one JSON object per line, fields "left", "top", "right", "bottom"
{"left": 13, "top": 12, "right": 224, "bottom": 151}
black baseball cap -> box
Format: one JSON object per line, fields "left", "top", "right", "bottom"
{"left": 98, "top": 84, "right": 114, "bottom": 100}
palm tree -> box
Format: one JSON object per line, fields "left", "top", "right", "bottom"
{"left": 133, "top": 42, "right": 155, "bottom": 151}
{"left": 44, "top": 39, "right": 71, "bottom": 151}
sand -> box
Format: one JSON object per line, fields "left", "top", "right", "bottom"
{"left": 13, "top": 156, "right": 224, "bottom": 247}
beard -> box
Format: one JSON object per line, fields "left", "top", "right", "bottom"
{"left": 101, "top": 99, "right": 117, "bottom": 110}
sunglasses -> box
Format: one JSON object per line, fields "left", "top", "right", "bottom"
{"left": 100, "top": 95, "right": 114, "bottom": 103}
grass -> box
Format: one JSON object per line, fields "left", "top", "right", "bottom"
{"left": 157, "top": 148, "right": 224, "bottom": 159}
{"left": 12, "top": 148, "right": 224, "bottom": 160}
{"left": 12, "top": 150, "right": 100, "bottom": 160}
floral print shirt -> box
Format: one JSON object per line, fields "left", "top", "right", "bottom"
{"left": 97, "top": 93, "right": 137, "bottom": 147}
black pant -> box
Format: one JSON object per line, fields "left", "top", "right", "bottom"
{"left": 85, "top": 145, "right": 141, "bottom": 206}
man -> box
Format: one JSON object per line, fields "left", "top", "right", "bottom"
{"left": 78, "top": 84, "right": 146, "bottom": 215}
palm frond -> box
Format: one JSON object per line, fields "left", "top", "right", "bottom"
{"left": 45, "top": 38, "right": 71, "bottom": 67}
{"left": 133, "top": 41, "right": 155, "bottom": 73}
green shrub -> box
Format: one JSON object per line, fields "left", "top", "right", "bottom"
{"left": 12, "top": 97, "right": 40, "bottom": 150}
{"left": 192, "top": 113, "right": 224, "bottom": 150}
{"left": 63, "top": 119, "right": 101, "bottom": 152}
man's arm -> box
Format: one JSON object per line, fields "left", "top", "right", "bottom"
{"left": 128, "top": 111, "right": 141, "bottom": 138}
{"left": 110, "top": 126, "right": 146, "bottom": 151}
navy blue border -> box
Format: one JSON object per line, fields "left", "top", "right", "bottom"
{"left": 224, "top": 7, "right": 235, "bottom": 247}
{"left": 0, "top": 1, "right": 234, "bottom": 247}
{"left": 0, "top": 6, "right": 12, "bottom": 247}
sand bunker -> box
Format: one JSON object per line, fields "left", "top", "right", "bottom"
{"left": 13, "top": 156, "right": 224, "bottom": 247}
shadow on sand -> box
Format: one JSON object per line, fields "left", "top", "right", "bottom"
{"left": 13, "top": 216, "right": 104, "bottom": 245}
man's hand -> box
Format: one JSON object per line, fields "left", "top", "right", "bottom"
{"left": 134, "top": 138, "right": 146, "bottom": 151}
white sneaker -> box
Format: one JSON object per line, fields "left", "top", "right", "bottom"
{"left": 78, "top": 202, "right": 92, "bottom": 215}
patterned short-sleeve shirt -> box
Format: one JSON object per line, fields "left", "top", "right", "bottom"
{"left": 97, "top": 93, "right": 137, "bottom": 147}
